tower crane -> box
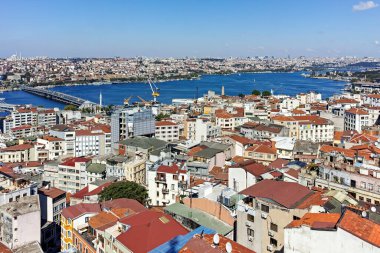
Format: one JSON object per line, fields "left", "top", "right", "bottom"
{"left": 123, "top": 96, "right": 133, "bottom": 105}
{"left": 148, "top": 78, "right": 160, "bottom": 103}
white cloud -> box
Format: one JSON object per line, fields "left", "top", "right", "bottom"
{"left": 353, "top": 1, "right": 378, "bottom": 11}
{"left": 375, "top": 40, "right": 380, "bottom": 45}
{"left": 306, "top": 48, "right": 316, "bottom": 52}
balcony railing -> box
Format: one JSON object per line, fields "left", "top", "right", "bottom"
{"left": 155, "top": 176, "right": 166, "bottom": 182}
{"left": 162, "top": 188, "right": 169, "bottom": 194}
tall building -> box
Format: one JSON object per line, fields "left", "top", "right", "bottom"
{"left": 0, "top": 195, "right": 41, "bottom": 250}
{"left": 111, "top": 107, "right": 155, "bottom": 148}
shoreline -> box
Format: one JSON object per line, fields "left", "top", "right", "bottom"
{"left": 1, "top": 69, "right": 304, "bottom": 90}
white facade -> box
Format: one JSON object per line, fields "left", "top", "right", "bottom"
{"left": 155, "top": 122, "right": 180, "bottom": 142}
{"left": 186, "top": 118, "right": 220, "bottom": 142}
{"left": 228, "top": 167, "right": 257, "bottom": 192}
{"left": 285, "top": 224, "right": 380, "bottom": 253}
{"left": 0, "top": 196, "right": 41, "bottom": 249}
{"left": 344, "top": 109, "right": 369, "bottom": 132}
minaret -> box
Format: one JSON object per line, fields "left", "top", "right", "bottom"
{"left": 99, "top": 92, "right": 103, "bottom": 107}
{"left": 271, "top": 89, "right": 274, "bottom": 95}
{"left": 221, "top": 85, "right": 225, "bottom": 96}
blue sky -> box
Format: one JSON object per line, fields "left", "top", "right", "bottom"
{"left": 1, "top": 0, "right": 380, "bottom": 57}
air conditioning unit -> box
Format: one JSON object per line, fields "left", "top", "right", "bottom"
{"left": 261, "top": 212, "right": 268, "bottom": 219}
{"left": 267, "top": 245, "right": 274, "bottom": 252}
{"left": 245, "top": 221, "right": 251, "bottom": 227}
{"left": 268, "top": 231, "right": 274, "bottom": 237}
{"left": 248, "top": 236, "right": 253, "bottom": 242}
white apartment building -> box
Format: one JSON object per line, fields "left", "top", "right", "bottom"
{"left": 3, "top": 107, "right": 38, "bottom": 133}
{"left": 155, "top": 121, "right": 180, "bottom": 142}
{"left": 75, "top": 129, "right": 111, "bottom": 157}
{"left": 36, "top": 135, "right": 65, "bottom": 161}
{"left": 284, "top": 211, "right": 380, "bottom": 253}
{"left": 0, "top": 195, "right": 41, "bottom": 250}
{"left": 58, "top": 157, "right": 91, "bottom": 193}
{"left": 49, "top": 125, "right": 76, "bottom": 157}
{"left": 185, "top": 118, "right": 220, "bottom": 142}
{"left": 0, "top": 173, "right": 38, "bottom": 206}
{"left": 344, "top": 108, "right": 369, "bottom": 133}
{"left": 3, "top": 107, "right": 57, "bottom": 133}
{"left": 272, "top": 115, "right": 334, "bottom": 143}
{"left": 296, "top": 91, "right": 322, "bottom": 104}
{"left": 280, "top": 97, "right": 301, "bottom": 110}
{"left": 147, "top": 163, "right": 188, "bottom": 206}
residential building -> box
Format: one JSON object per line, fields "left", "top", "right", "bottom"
{"left": 184, "top": 118, "right": 220, "bottom": 143}
{"left": 155, "top": 121, "right": 180, "bottom": 142}
{"left": 0, "top": 195, "right": 41, "bottom": 250}
{"left": 0, "top": 143, "right": 35, "bottom": 163}
{"left": 344, "top": 108, "right": 369, "bottom": 133}
{"left": 272, "top": 115, "right": 334, "bottom": 142}
{"left": 111, "top": 107, "right": 155, "bottom": 148}
{"left": 148, "top": 163, "right": 188, "bottom": 206}
{"left": 49, "top": 124, "right": 76, "bottom": 157}
{"left": 57, "top": 157, "right": 91, "bottom": 193}
{"left": 244, "top": 144, "right": 277, "bottom": 165}
{"left": 284, "top": 211, "right": 380, "bottom": 253}
{"left": 36, "top": 135, "right": 65, "bottom": 161}
{"left": 237, "top": 180, "right": 325, "bottom": 253}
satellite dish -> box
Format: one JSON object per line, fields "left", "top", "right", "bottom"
{"left": 371, "top": 206, "right": 377, "bottom": 213}
{"left": 213, "top": 233, "right": 220, "bottom": 245}
{"left": 226, "top": 242, "right": 232, "bottom": 253}
{"left": 362, "top": 211, "right": 367, "bottom": 218}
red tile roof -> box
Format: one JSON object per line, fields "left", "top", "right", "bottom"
{"left": 156, "top": 121, "right": 177, "bottom": 126}
{"left": 243, "top": 163, "right": 270, "bottom": 177}
{"left": 286, "top": 213, "right": 340, "bottom": 229}
{"left": 345, "top": 108, "right": 368, "bottom": 115}
{"left": 61, "top": 203, "right": 101, "bottom": 219}
{"left": 240, "top": 180, "right": 313, "bottom": 209}
{"left": 268, "top": 158, "right": 289, "bottom": 169}
{"left": 338, "top": 210, "right": 380, "bottom": 247}
{"left": 117, "top": 210, "right": 188, "bottom": 253}
{"left": 60, "top": 157, "right": 91, "bottom": 167}
{"left": 38, "top": 186, "right": 66, "bottom": 199}
{"left": 157, "top": 164, "right": 186, "bottom": 174}
{"left": 180, "top": 234, "right": 255, "bottom": 253}
{"left": 246, "top": 144, "right": 277, "bottom": 154}
{"left": 285, "top": 169, "right": 299, "bottom": 179}
{"left": 0, "top": 143, "right": 33, "bottom": 152}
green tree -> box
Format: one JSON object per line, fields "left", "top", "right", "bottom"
{"left": 155, "top": 113, "right": 170, "bottom": 121}
{"left": 238, "top": 93, "right": 245, "bottom": 98}
{"left": 64, "top": 105, "right": 78, "bottom": 111}
{"left": 99, "top": 181, "right": 148, "bottom": 204}
{"left": 252, "top": 90, "right": 261, "bottom": 96}
{"left": 262, "top": 90, "right": 272, "bottom": 97}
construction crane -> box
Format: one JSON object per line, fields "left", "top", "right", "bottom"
{"left": 137, "top": 95, "right": 150, "bottom": 105}
{"left": 123, "top": 96, "right": 133, "bottom": 105}
{"left": 148, "top": 79, "right": 160, "bottom": 103}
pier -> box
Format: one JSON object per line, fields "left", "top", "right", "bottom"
{"left": 20, "top": 86, "right": 96, "bottom": 107}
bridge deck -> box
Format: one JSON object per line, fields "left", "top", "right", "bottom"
{"left": 21, "top": 86, "right": 93, "bottom": 107}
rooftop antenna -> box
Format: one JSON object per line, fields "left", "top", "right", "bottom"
{"left": 361, "top": 210, "right": 367, "bottom": 218}
{"left": 371, "top": 206, "right": 377, "bottom": 213}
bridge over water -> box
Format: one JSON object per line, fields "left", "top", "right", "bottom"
{"left": 20, "top": 86, "right": 96, "bottom": 107}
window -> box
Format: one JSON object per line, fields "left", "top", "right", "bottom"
{"left": 261, "top": 204, "right": 269, "bottom": 213}
{"left": 157, "top": 191, "right": 159, "bottom": 197}
{"left": 270, "top": 238, "right": 278, "bottom": 247}
{"left": 359, "top": 196, "right": 364, "bottom": 201}
{"left": 368, "top": 183, "right": 374, "bottom": 191}
{"left": 247, "top": 214, "right": 255, "bottom": 222}
{"left": 85, "top": 217, "right": 89, "bottom": 222}
{"left": 367, "top": 198, "right": 372, "bottom": 203}
{"left": 270, "top": 222, "right": 278, "bottom": 232}
{"left": 361, "top": 182, "right": 366, "bottom": 189}
{"left": 293, "top": 216, "right": 300, "bottom": 220}
{"left": 171, "top": 184, "right": 175, "bottom": 190}
{"left": 247, "top": 228, "right": 254, "bottom": 237}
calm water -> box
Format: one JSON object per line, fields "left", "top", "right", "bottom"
{"left": 1, "top": 72, "right": 346, "bottom": 109}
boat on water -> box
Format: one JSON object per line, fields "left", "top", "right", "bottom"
{"left": 300, "top": 73, "right": 310, "bottom": 78}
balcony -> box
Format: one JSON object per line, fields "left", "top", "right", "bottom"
{"left": 155, "top": 176, "right": 166, "bottom": 182}
{"left": 178, "top": 181, "right": 188, "bottom": 190}
{"left": 162, "top": 188, "right": 169, "bottom": 194}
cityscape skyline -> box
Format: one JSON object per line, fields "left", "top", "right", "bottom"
{"left": 1, "top": 0, "right": 380, "bottom": 58}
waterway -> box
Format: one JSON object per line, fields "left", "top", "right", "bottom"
{"left": 1, "top": 72, "right": 347, "bottom": 109}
